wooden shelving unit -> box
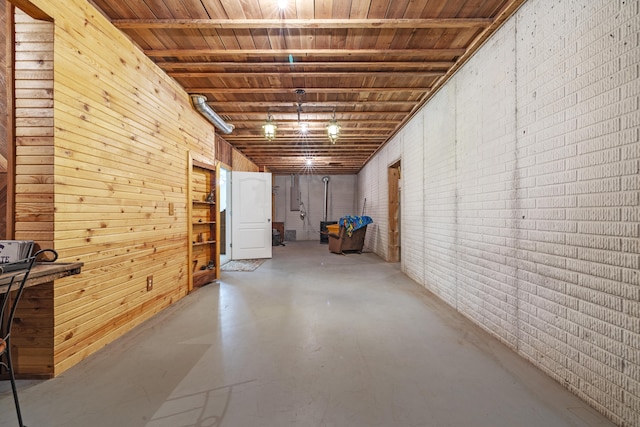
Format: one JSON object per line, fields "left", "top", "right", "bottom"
{"left": 187, "top": 154, "right": 220, "bottom": 290}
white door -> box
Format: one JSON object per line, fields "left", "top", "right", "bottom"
{"left": 231, "top": 171, "right": 272, "bottom": 260}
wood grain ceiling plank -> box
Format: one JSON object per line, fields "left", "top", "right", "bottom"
{"left": 122, "top": 0, "right": 160, "bottom": 19}
{"left": 386, "top": 0, "right": 411, "bottom": 19}
{"left": 419, "top": 0, "right": 448, "bottom": 18}
{"left": 218, "top": 0, "right": 247, "bottom": 19}
{"left": 112, "top": 18, "right": 494, "bottom": 29}
{"left": 124, "top": 28, "right": 164, "bottom": 50}
{"left": 205, "top": 102, "right": 417, "bottom": 110}
{"left": 143, "top": 47, "right": 467, "bottom": 57}
{"left": 168, "top": 0, "right": 211, "bottom": 18}
{"left": 184, "top": 87, "right": 430, "bottom": 93}
{"left": 244, "top": 27, "right": 267, "bottom": 49}
{"left": 142, "top": 0, "right": 174, "bottom": 18}
{"left": 156, "top": 61, "right": 456, "bottom": 70}
{"left": 231, "top": 121, "right": 397, "bottom": 128}
{"left": 89, "top": 0, "right": 525, "bottom": 175}
{"left": 234, "top": 143, "right": 379, "bottom": 147}
{"left": 475, "top": 0, "right": 513, "bottom": 17}
{"left": 349, "top": 0, "right": 372, "bottom": 19}
{"left": 266, "top": 27, "right": 286, "bottom": 50}
{"left": 216, "top": 112, "right": 410, "bottom": 117}
{"left": 332, "top": 0, "right": 351, "bottom": 19}
{"left": 215, "top": 27, "right": 242, "bottom": 49}
{"left": 437, "top": 0, "right": 466, "bottom": 18}
{"left": 90, "top": 1, "right": 138, "bottom": 18}
{"left": 367, "top": 0, "right": 392, "bottom": 19}
{"left": 242, "top": 0, "right": 264, "bottom": 18}
{"left": 314, "top": 0, "right": 333, "bottom": 19}
{"left": 233, "top": 28, "right": 258, "bottom": 49}
{"left": 197, "top": 28, "right": 228, "bottom": 49}
{"left": 436, "top": 27, "right": 481, "bottom": 50}
{"left": 373, "top": 28, "right": 396, "bottom": 50}
{"left": 459, "top": 0, "right": 496, "bottom": 17}
{"left": 197, "top": 0, "right": 229, "bottom": 18}
{"left": 294, "top": 0, "right": 313, "bottom": 19}
{"left": 169, "top": 71, "right": 445, "bottom": 78}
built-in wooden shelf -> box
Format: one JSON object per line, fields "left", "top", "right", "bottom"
{"left": 188, "top": 154, "right": 220, "bottom": 291}
{"left": 192, "top": 240, "right": 217, "bottom": 246}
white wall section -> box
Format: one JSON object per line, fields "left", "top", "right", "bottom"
{"left": 357, "top": 1, "right": 640, "bottom": 425}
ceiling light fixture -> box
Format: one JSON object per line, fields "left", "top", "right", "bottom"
{"left": 327, "top": 110, "right": 340, "bottom": 144}
{"left": 277, "top": 0, "right": 287, "bottom": 10}
{"left": 263, "top": 112, "right": 277, "bottom": 141}
{"left": 295, "top": 89, "right": 308, "bottom": 134}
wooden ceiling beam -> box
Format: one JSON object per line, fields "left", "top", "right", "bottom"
{"left": 186, "top": 87, "right": 431, "bottom": 94}
{"left": 206, "top": 101, "right": 417, "bottom": 108}
{"left": 234, "top": 121, "right": 398, "bottom": 126}
{"left": 113, "top": 18, "right": 493, "bottom": 30}
{"left": 233, "top": 144, "right": 379, "bottom": 148}
{"left": 240, "top": 151, "right": 379, "bottom": 156}
{"left": 226, "top": 136, "right": 387, "bottom": 141}
{"left": 232, "top": 123, "right": 401, "bottom": 127}
{"left": 156, "top": 61, "right": 456, "bottom": 70}
{"left": 144, "top": 48, "right": 466, "bottom": 58}
{"left": 219, "top": 111, "right": 411, "bottom": 116}
{"left": 170, "top": 71, "right": 445, "bottom": 78}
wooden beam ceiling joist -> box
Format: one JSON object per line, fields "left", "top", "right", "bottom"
{"left": 219, "top": 111, "right": 411, "bottom": 117}
{"left": 112, "top": 18, "right": 493, "bottom": 30}
{"left": 156, "top": 61, "right": 457, "bottom": 71}
{"left": 144, "top": 48, "right": 466, "bottom": 58}
{"left": 205, "top": 101, "right": 417, "bottom": 108}
{"left": 185, "top": 87, "right": 432, "bottom": 94}
{"left": 170, "top": 71, "right": 445, "bottom": 78}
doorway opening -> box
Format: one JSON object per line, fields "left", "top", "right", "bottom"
{"left": 388, "top": 161, "right": 401, "bottom": 262}
{"left": 219, "top": 165, "right": 231, "bottom": 266}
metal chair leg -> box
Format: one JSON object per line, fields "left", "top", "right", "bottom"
{"left": 5, "top": 338, "right": 26, "bottom": 427}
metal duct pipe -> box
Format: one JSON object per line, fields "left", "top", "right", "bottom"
{"left": 322, "top": 176, "right": 330, "bottom": 222}
{"left": 190, "top": 94, "right": 234, "bottom": 134}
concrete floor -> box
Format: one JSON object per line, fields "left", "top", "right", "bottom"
{"left": 0, "top": 241, "right": 615, "bottom": 427}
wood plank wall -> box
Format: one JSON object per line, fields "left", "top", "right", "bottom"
{"left": 10, "top": 9, "right": 55, "bottom": 377}
{"left": 0, "top": 4, "right": 7, "bottom": 168}
{"left": 8, "top": 0, "right": 258, "bottom": 376}
{"left": 14, "top": 9, "right": 53, "bottom": 249}
{"left": 1, "top": 4, "right": 8, "bottom": 239}
{"left": 215, "top": 135, "right": 232, "bottom": 167}
{"left": 0, "top": 173, "right": 6, "bottom": 238}
{"left": 232, "top": 148, "right": 259, "bottom": 172}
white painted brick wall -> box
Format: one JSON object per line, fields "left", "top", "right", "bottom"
{"left": 423, "top": 83, "right": 459, "bottom": 307}
{"left": 402, "top": 118, "right": 426, "bottom": 284}
{"left": 357, "top": 136, "right": 403, "bottom": 259}
{"left": 357, "top": 0, "right": 640, "bottom": 425}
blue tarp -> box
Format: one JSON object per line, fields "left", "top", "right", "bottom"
{"left": 339, "top": 215, "right": 373, "bottom": 237}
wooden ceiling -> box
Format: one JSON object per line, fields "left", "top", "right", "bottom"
{"left": 90, "top": 0, "right": 525, "bottom": 174}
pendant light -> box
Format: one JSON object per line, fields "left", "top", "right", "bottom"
{"left": 326, "top": 110, "right": 340, "bottom": 144}
{"left": 263, "top": 112, "right": 277, "bottom": 141}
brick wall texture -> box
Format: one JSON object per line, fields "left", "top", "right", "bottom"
{"left": 357, "top": 1, "right": 639, "bottom": 425}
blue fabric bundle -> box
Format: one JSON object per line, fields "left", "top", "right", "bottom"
{"left": 339, "top": 215, "right": 373, "bottom": 237}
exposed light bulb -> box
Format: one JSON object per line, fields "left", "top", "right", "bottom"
{"left": 277, "top": 0, "right": 287, "bottom": 10}
{"left": 327, "top": 109, "right": 340, "bottom": 144}
{"left": 327, "top": 121, "right": 340, "bottom": 144}
{"left": 263, "top": 113, "right": 277, "bottom": 141}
